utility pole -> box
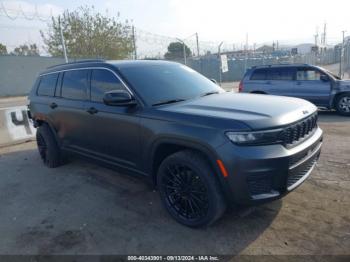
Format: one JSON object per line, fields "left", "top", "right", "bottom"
{"left": 132, "top": 25, "right": 137, "bottom": 60}
{"left": 58, "top": 16, "right": 68, "bottom": 63}
{"left": 218, "top": 41, "right": 223, "bottom": 86}
{"left": 339, "top": 30, "right": 346, "bottom": 78}
{"left": 322, "top": 22, "right": 327, "bottom": 45}
{"left": 244, "top": 33, "right": 248, "bottom": 72}
{"left": 314, "top": 33, "right": 319, "bottom": 65}
{"left": 195, "top": 32, "right": 200, "bottom": 57}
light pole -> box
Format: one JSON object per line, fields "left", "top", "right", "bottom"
{"left": 218, "top": 41, "right": 223, "bottom": 86}
{"left": 176, "top": 33, "right": 197, "bottom": 65}
{"left": 340, "top": 30, "right": 346, "bottom": 78}
{"left": 176, "top": 38, "right": 187, "bottom": 65}
{"left": 58, "top": 16, "right": 68, "bottom": 63}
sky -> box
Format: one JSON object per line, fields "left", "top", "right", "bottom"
{"left": 0, "top": 0, "right": 349, "bottom": 55}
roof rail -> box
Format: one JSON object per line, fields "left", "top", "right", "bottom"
{"left": 253, "top": 63, "right": 310, "bottom": 68}
{"left": 47, "top": 59, "right": 105, "bottom": 69}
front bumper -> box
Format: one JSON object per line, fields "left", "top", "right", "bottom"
{"left": 216, "top": 127, "right": 323, "bottom": 205}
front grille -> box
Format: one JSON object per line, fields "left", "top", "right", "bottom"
{"left": 289, "top": 139, "right": 321, "bottom": 167}
{"left": 287, "top": 151, "right": 319, "bottom": 189}
{"left": 280, "top": 113, "right": 318, "bottom": 146}
{"left": 247, "top": 174, "right": 272, "bottom": 195}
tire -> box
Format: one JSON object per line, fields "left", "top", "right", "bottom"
{"left": 36, "top": 123, "right": 63, "bottom": 168}
{"left": 157, "top": 150, "right": 226, "bottom": 227}
{"left": 335, "top": 93, "right": 350, "bottom": 116}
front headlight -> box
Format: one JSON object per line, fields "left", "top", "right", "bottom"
{"left": 225, "top": 129, "right": 283, "bottom": 145}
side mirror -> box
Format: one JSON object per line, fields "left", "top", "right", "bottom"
{"left": 103, "top": 90, "right": 136, "bottom": 106}
{"left": 210, "top": 78, "right": 218, "bottom": 85}
{"left": 320, "top": 75, "right": 329, "bottom": 82}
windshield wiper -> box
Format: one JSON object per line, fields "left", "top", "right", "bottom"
{"left": 152, "top": 99, "right": 186, "bottom": 106}
{"left": 201, "top": 91, "right": 219, "bottom": 97}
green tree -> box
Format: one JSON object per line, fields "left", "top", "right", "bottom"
{"left": 164, "top": 42, "right": 192, "bottom": 60}
{"left": 0, "top": 43, "right": 8, "bottom": 55}
{"left": 11, "top": 44, "right": 40, "bottom": 56}
{"left": 40, "top": 6, "right": 134, "bottom": 60}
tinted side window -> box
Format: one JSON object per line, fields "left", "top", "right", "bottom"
{"left": 250, "top": 69, "right": 267, "bottom": 80}
{"left": 296, "top": 68, "right": 322, "bottom": 81}
{"left": 61, "top": 70, "right": 88, "bottom": 100}
{"left": 269, "top": 68, "right": 294, "bottom": 80}
{"left": 37, "top": 73, "right": 58, "bottom": 96}
{"left": 91, "top": 69, "right": 125, "bottom": 102}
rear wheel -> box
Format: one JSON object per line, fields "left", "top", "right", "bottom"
{"left": 36, "top": 124, "right": 63, "bottom": 168}
{"left": 335, "top": 93, "right": 350, "bottom": 116}
{"left": 157, "top": 150, "right": 226, "bottom": 227}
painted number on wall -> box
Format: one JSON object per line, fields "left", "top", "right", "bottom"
{"left": 5, "top": 106, "right": 36, "bottom": 140}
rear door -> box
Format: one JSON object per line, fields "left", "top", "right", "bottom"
{"left": 245, "top": 68, "right": 268, "bottom": 93}
{"left": 246, "top": 67, "right": 295, "bottom": 96}
{"left": 55, "top": 69, "right": 90, "bottom": 150}
{"left": 264, "top": 67, "right": 295, "bottom": 96}
{"left": 293, "top": 67, "right": 331, "bottom": 106}
{"left": 34, "top": 72, "right": 60, "bottom": 123}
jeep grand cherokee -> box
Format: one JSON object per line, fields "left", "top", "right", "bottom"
{"left": 28, "top": 60, "right": 323, "bottom": 227}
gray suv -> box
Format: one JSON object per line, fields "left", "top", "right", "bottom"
{"left": 239, "top": 64, "right": 350, "bottom": 115}
{"left": 28, "top": 60, "right": 322, "bottom": 227}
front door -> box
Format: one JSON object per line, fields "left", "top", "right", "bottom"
{"left": 83, "top": 68, "right": 141, "bottom": 170}
{"left": 293, "top": 67, "right": 331, "bottom": 107}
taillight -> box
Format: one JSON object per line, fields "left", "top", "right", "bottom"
{"left": 238, "top": 81, "right": 243, "bottom": 92}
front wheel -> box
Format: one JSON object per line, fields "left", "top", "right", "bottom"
{"left": 335, "top": 93, "right": 350, "bottom": 116}
{"left": 157, "top": 150, "right": 226, "bottom": 227}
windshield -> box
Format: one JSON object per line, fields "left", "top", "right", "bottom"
{"left": 318, "top": 66, "right": 341, "bottom": 80}
{"left": 118, "top": 63, "right": 223, "bottom": 106}
{"left": 324, "top": 69, "right": 341, "bottom": 80}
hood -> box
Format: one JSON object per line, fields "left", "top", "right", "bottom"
{"left": 160, "top": 92, "right": 317, "bottom": 130}
{"left": 337, "top": 79, "right": 350, "bottom": 89}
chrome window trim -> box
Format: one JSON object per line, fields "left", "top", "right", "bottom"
{"left": 39, "top": 67, "right": 134, "bottom": 96}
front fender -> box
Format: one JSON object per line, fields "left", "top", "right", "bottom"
{"left": 147, "top": 136, "right": 220, "bottom": 175}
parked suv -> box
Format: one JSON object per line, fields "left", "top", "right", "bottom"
{"left": 28, "top": 60, "right": 323, "bottom": 227}
{"left": 239, "top": 64, "right": 350, "bottom": 115}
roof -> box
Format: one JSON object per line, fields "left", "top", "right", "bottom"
{"left": 42, "top": 59, "right": 179, "bottom": 74}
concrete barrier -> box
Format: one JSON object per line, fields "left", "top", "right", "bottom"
{"left": 0, "top": 106, "right": 36, "bottom": 147}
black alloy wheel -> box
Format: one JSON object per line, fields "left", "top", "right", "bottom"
{"left": 157, "top": 150, "right": 226, "bottom": 227}
{"left": 161, "top": 164, "right": 209, "bottom": 220}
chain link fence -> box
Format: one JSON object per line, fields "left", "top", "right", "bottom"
{"left": 167, "top": 45, "right": 349, "bottom": 82}
{"left": 1, "top": 1, "right": 350, "bottom": 96}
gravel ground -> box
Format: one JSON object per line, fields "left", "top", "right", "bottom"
{"left": 0, "top": 111, "right": 349, "bottom": 256}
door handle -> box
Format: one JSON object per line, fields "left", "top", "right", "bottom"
{"left": 296, "top": 82, "right": 302, "bottom": 85}
{"left": 265, "top": 81, "right": 271, "bottom": 84}
{"left": 87, "top": 107, "right": 98, "bottom": 115}
{"left": 50, "top": 102, "right": 58, "bottom": 109}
